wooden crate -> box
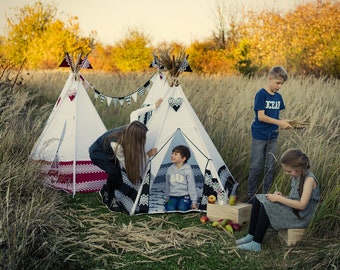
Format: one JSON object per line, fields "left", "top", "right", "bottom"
{"left": 207, "top": 202, "right": 252, "bottom": 225}
{"left": 278, "top": 228, "right": 305, "bottom": 246}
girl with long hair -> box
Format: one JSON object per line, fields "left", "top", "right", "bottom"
{"left": 236, "top": 148, "right": 320, "bottom": 252}
{"left": 89, "top": 99, "right": 162, "bottom": 211}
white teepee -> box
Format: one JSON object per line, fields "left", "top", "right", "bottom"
{"left": 137, "top": 71, "right": 169, "bottom": 125}
{"left": 114, "top": 55, "right": 236, "bottom": 214}
{"left": 30, "top": 53, "right": 107, "bottom": 195}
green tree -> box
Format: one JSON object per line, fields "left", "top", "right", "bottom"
{"left": 112, "top": 29, "right": 153, "bottom": 72}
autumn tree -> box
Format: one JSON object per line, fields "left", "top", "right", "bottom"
{"left": 238, "top": 0, "right": 340, "bottom": 77}
{"left": 111, "top": 29, "right": 153, "bottom": 72}
{"left": 185, "top": 1, "right": 243, "bottom": 75}
{"left": 89, "top": 43, "right": 119, "bottom": 72}
{"left": 186, "top": 39, "right": 236, "bottom": 75}
{"left": 285, "top": 1, "right": 340, "bottom": 77}
{"left": 3, "top": 1, "right": 94, "bottom": 69}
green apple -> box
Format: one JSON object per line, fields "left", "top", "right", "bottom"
{"left": 228, "top": 195, "right": 237, "bottom": 206}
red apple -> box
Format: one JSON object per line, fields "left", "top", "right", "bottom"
{"left": 208, "top": 195, "right": 217, "bottom": 204}
{"left": 232, "top": 223, "right": 241, "bottom": 231}
{"left": 200, "top": 215, "right": 209, "bottom": 223}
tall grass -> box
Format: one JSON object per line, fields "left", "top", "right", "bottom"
{"left": 1, "top": 69, "right": 339, "bottom": 269}
{"left": 0, "top": 70, "right": 77, "bottom": 269}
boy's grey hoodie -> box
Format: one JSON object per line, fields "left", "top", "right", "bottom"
{"left": 165, "top": 163, "right": 197, "bottom": 204}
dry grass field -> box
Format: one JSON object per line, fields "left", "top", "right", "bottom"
{"left": 0, "top": 69, "right": 339, "bottom": 269}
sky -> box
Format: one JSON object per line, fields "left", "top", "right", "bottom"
{"left": 0, "top": 0, "right": 309, "bottom": 46}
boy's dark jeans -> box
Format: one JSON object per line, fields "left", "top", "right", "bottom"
{"left": 248, "top": 138, "right": 277, "bottom": 197}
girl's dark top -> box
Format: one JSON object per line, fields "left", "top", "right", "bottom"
{"left": 89, "top": 125, "right": 127, "bottom": 161}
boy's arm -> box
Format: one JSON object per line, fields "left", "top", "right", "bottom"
{"left": 164, "top": 168, "right": 171, "bottom": 202}
{"left": 186, "top": 169, "right": 198, "bottom": 204}
{"left": 258, "top": 110, "right": 292, "bottom": 129}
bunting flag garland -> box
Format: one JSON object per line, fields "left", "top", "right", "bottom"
{"left": 79, "top": 73, "right": 155, "bottom": 107}
{"left": 59, "top": 52, "right": 158, "bottom": 108}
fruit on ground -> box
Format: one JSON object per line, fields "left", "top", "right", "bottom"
{"left": 228, "top": 195, "right": 237, "bottom": 206}
{"left": 208, "top": 195, "right": 217, "bottom": 204}
{"left": 232, "top": 223, "right": 241, "bottom": 231}
{"left": 225, "top": 224, "right": 234, "bottom": 234}
{"left": 200, "top": 215, "right": 209, "bottom": 223}
{"left": 219, "top": 219, "right": 231, "bottom": 227}
{"left": 212, "top": 221, "right": 224, "bottom": 229}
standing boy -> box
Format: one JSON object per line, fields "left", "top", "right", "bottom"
{"left": 164, "top": 145, "right": 198, "bottom": 211}
{"left": 247, "top": 66, "right": 291, "bottom": 203}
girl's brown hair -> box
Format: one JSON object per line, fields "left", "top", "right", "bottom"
{"left": 105, "top": 121, "right": 148, "bottom": 184}
{"left": 280, "top": 148, "right": 310, "bottom": 217}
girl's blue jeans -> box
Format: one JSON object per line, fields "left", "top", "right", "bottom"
{"left": 165, "top": 195, "right": 192, "bottom": 211}
{"left": 248, "top": 138, "right": 277, "bottom": 197}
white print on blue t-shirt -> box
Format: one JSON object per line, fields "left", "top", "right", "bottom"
{"left": 265, "top": 100, "right": 281, "bottom": 109}
{"left": 251, "top": 88, "right": 285, "bottom": 140}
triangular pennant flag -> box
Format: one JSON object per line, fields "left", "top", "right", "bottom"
{"left": 100, "top": 94, "right": 106, "bottom": 103}
{"left": 59, "top": 53, "right": 73, "bottom": 68}
{"left": 113, "top": 98, "right": 118, "bottom": 107}
{"left": 59, "top": 57, "right": 70, "bottom": 68}
{"left": 137, "top": 87, "right": 145, "bottom": 97}
{"left": 119, "top": 98, "right": 124, "bottom": 106}
{"left": 149, "top": 55, "right": 160, "bottom": 68}
{"left": 79, "top": 57, "right": 93, "bottom": 69}
{"left": 106, "top": 96, "right": 112, "bottom": 107}
{"left": 178, "top": 56, "right": 192, "bottom": 73}
{"left": 125, "top": 96, "right": 131, "bottom": 105}
{"left": 143, "top": 80, "right": 151, "bottom": 89}
{"left": 131, "top": 92, "right": 138, "bottom": 103}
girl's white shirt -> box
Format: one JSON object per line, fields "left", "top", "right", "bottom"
{"left": 129, "top": 103, "right": 157, "bottom": 122}
{"left": 110, "top": 102, "right": 158, "bottom": 170}
{"left": 110, "top": 142, "right": 125, "bottom": 168}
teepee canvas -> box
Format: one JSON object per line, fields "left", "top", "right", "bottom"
{"left": 114, "top": 53, "right": 236, "bottom": 215}
{"left": 137, "top": 70, "right": 169, "bottom": 125}
{"left": 30, "top": 53, "right": 107, "bottom": 195}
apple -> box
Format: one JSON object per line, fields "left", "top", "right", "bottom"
{"left": 200, "top": 215, "right": 209, "bottom": 223}
{"left": 228, "top": 195, "right": 237, "bottom": 206}
{"left": 232, "top": 223, "right": 241, "bottom": 231}
{"left": 208, "top": 195, "right": 217, "bottom": 204}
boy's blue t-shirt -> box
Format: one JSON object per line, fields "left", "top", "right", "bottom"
{"left": 251, "top": 88, "right": 285, "bottom": 140}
